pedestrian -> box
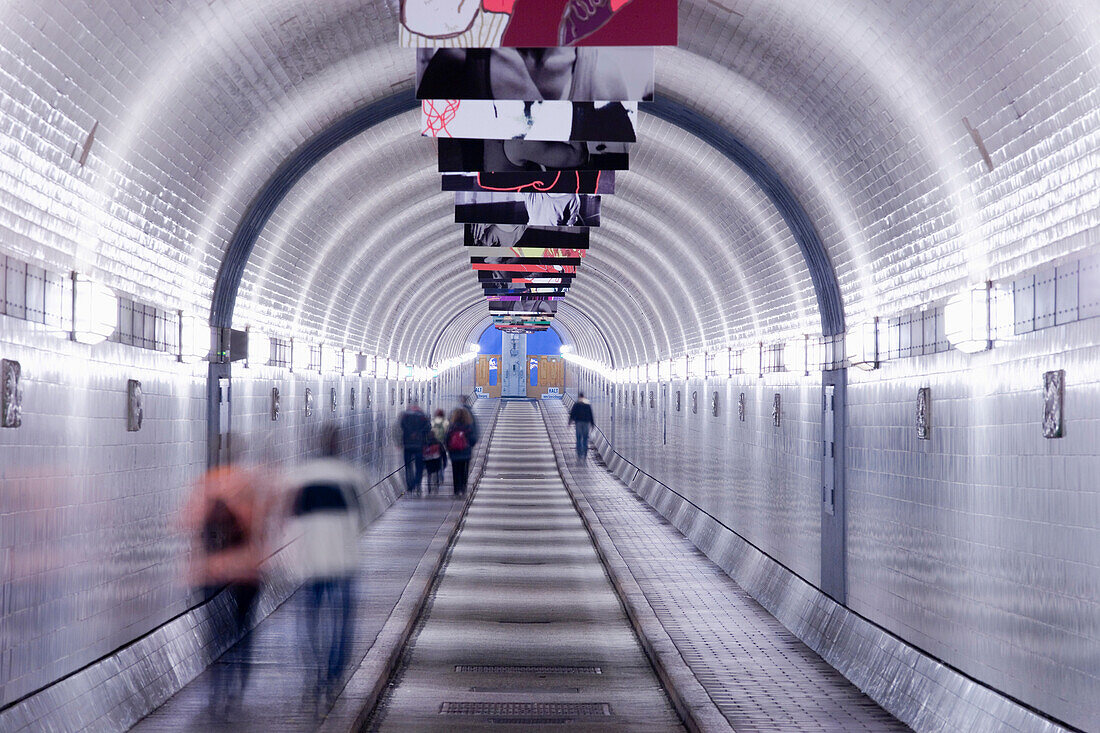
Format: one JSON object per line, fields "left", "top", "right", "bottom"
{"left": 446, "top": 407, "right": 479, "bottom": 497}
{"left": 283, "top": 422, "right": 366, "bottom": 711}
{"left": 399, "top": 401, "right": 431, "bottom": 495}
{"left": 425, "top": 409, "right": 449, "bottom": 494}
{"left": 459, "top": 394, "right": 480, "bottom": 438}
{"left": 180, "top": 438, "right": 271, "bottom": 717}
{"left": 568, "top": 392, "right": 595, "bottom": 463}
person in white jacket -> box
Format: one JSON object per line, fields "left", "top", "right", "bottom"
{"left": 283, "top": 423, "right": 366, "bottom": 709}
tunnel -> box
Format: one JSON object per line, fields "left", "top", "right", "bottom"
{"left": 0, "top": 1, "right": 1097, "bottom": 731}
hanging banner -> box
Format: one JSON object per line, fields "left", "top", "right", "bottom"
{"left": 400, "top": 0, "right": 678, "bottom": 48}
{"left": 443, "top": 171, "right": 614, "bottom": 194}
{"left": 465, "top": 224, "right": 589, "bottom": 249}
{"left": 422, "top": 100, "right": 636, "bottom": 142}
{"left": 473, "top": 263, "right": 577, "bottom": 274}
{"left": 456, "top": 191, "right": 600, "bottom": 226}
{"left": 416, "top": 48, "right": 653, "bottom": 101}
{"left": 468, "top": 246, "right": 586, "bottom": 259}
{"left": 438, "top": 140, "right": 628, "bottom": 173}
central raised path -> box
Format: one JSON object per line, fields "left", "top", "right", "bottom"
{"left": 367, "top": 400, "right": 684, "bottom": 731}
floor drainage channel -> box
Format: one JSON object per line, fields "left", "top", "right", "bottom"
{"left": 455, "top": 665, "right": 603, "bottom": 675}
{"left": 439, "top": 702, "right": 612, "bottom": 717}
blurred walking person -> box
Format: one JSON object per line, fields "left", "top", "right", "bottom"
{"left": 568, "top": 392, "right": 595, "bottom": 463}
{"left": 399, "top": 401, "right": 431, "bottom": 495}
{"left": 424, "top": 409, "right": 449, "bottom": 494}
{"left": 284, "top": 422, "right": 366, "bottom": 710}
{"left": 181, "top": 439, "right": 272, "bottom": 717}
{"left": 446, "top": 407, "right": 479, "bottom": 497}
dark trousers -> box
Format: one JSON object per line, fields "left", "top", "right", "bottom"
{"left": 574, "top": 422, "right": 591, "bottom": 460}
{"left": 403, "top": 447, "right": 425, "bottom": 493}
{"left": 452, "top": 459, "right": 470, "bottom": 496}
{"left": 303, "top": 577, "right": 354, "bottom": 697}
{"left": 207, "top": 581, "right": 260, "bottom": 709}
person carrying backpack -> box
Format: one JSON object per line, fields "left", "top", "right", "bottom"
{"left": 446, "top": 407, "right": 479, "bottom": 497}
{"left": 398, "top": 402, "right": 432, "bottom": 495}
{"left": 424, "top": 409, "right": 449, "bottom": 494}
{"left": 180, "top": 444, "right": 272, "bottom": 715}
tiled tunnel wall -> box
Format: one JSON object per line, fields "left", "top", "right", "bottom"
{"left": 570, "top": 310, "right": 1100, "bottom": 730}
{"left": 0, "top": 311, "right": 456, "bottom": 709}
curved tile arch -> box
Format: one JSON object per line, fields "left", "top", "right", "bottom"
{"left": 211, "top": 92, "right": 419, "bottom": 329}
{"left": 212, "top": 90, "right": 844, "bottom": 344}
{"left": 646, "top": 97, "right": 845, "bottom": 337}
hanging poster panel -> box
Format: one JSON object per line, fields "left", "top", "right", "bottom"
{"left": 438, "top": 140, "right": 628, "bottom": 173}
{"left": 483, "top": 289, "right": 570, "bottom": 297}
{"left": 456, "top": 192, "right": 600, "bottom": 227}
{"left": 473, "top": 263, "right": 577, "bottom": 274}
{"left": 443, "top": 171, "right": 614, "bottom": 194}
{"left": 467, "top": 247, "right": 586, "bottom": 259}
{"left": 465, "top": 224, "right": 589, "bottom": 249}
{"left": 416, "top": 48, "right": 653, "bottom": 101}
{"left": 422, "top": 100, "right": 636, "bottom": 142}
{"left": 400, "top": 0, "right": 678, "bottom": 48}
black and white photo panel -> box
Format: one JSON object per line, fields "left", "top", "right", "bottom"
{"left": 489, "top": 298, "right": 560, "bottom": 315}
{"left": 464, "top": 224, "right": 589, "bottom": 249}
{"left": 438, "top": 139, "right": 628, "bottom": 172}
{"left": 416, "top": 48, "right": 654, "bottom": 101}
{"left": 455, "top": 191, "right": 600, "bottom": 227}
{"left": 443, "top": 171, "right": 614, "bottom": 194}
{"left": 422, "top": 100, "right": 636, "bottom": 142}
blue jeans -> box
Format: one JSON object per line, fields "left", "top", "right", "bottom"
{"left": 574, "top": 422, "right": 591, "bottom": 460}
{"left": 404, "top": 447, "right": 425, "bottom": 493}
{"left": 303, "top": 577, "right": 354, "bottom": 695}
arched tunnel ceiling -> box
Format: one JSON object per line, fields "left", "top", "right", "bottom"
{"left": 5, "top": 0, "right": 1098, "bottom": 366}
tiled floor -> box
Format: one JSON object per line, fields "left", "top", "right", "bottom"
{"left": 542, "top": 401, "right": 909, "bottom": 732}
{"left": 133, "top": 405, "right": 498, "bottom": 732}
{"left": 367, "top": 401, "right": 684, "bottom": 731}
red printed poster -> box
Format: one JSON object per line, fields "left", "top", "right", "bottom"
{"left": 400, "top": 0, "right": 677, "bottom": 48}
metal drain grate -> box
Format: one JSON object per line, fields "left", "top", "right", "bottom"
{"left": 493, "top": 473, "right": 552, "bottom": 479}
{"left": 440, "top": 702, "right": 611, "bottom": 716}
{"left": 454, "top": 665, "right": 602, "bottom": 675}
{"left": 496, "top": 618, "right": 554, "bottom": 624}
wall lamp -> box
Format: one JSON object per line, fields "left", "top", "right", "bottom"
{"left": 178, "top": 312, "right": 209, "bottom": 363}
{"left": 246, "top": 329, "right": 270, "bottom": 367}
{"left": 71, "top": 274, "right": 117, "bottom": 345}
{"left": 944, "top": 282, "right": 992, "bottom": 353}
{"left": 847, "top": 318, "right": 880, "bottom": 370}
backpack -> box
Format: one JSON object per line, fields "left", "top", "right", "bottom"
{"left": 201, "top": 498, "right": 246, "bottom": 554}
{"left": 424, "top": 438, "right": 442, "bottom": 460}
{"left": 447, "top": 426, "right": 469, "bottom": 453}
